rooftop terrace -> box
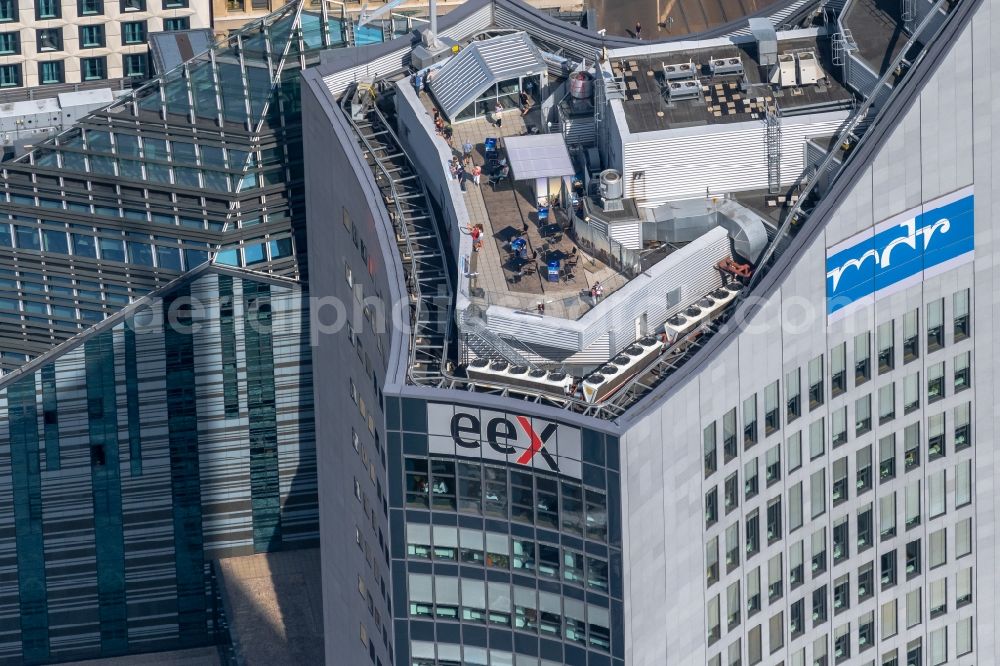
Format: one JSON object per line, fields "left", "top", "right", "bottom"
{"left": 614, "top": 36, "right": 855, "bottom": 133}
{"left": 844, "top": 0, "right": 912, "bottom": 75}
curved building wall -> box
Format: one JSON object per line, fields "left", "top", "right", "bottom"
{"left": 617, "top": 4, "right": 989, "bottom": 664}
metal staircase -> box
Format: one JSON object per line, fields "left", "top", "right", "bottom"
{"left": 342, "top": 86, "right": 451, "bottom": 385}
{"left": 460, "top": 308, "right": 539, "bottom": 370}
{"left": 765, "top": 108, "right": 782, "bottom": 194}
{"left": 343, "top": 18, "right": 356, "bottom": 47}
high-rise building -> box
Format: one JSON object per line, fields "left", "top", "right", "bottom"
{"left": 302, "top": 2, "right": 990, "bottom": 666}
{"left": 0, "top": 2, "right": 414, "bottom": 662}
{"left": 0, "top": 0, "right": 210, "bottom": 89}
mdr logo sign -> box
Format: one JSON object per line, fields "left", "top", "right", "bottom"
{"left": 826, "top": 186, "right": 974, "bottom": 321}
{"left": 426, "top": 403, "right": 582, "bottom": 478}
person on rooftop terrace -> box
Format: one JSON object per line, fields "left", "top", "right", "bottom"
{"left": 494, "top": 101, "right": 504, "bottom": 128}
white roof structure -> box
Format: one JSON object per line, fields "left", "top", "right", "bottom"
{"left": 429, "top": 32, "right": 546, "bottom": 121}
{"left": 504, "top": 133, "right": 574, "bottom": 181}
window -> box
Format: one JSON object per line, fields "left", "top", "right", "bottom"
{"left": 38, "top": 60, "right": 63, "bottom": 84}
{"left": 708, "top": 595, "right": 721, "bottom": 644}
{"left": 927, "top": 298, "right": 944, "bottom": 351}
{"left": 954, "top": 350, "right": 970, "bottom": 391}
{"left": 726, "top": 523, "right": 740, "bottom": 572}
{"left": 0, "top": 0, "right": 17, "bottom": 21}
{"left": 765, "top": 444, "right": 781, "bottom": 485}
{"left": 0, "top": 31, "right": 18, "bottom": 55}
{"left": 78, "top": 0, "right": 103, "bottom": 14}
{"left": 957, "top": 566, "right": 973, "bottom": 606}
{"left": 164, "top": 17, "right": 190, "bottom": 30}
{"left": 724, "top": 472, "right": 739, "bottom": 514}
{"left": 787, "top": 431, "right": 802, "bottom": 472}
{"left": 880, "top": 548, "right": 896, "bottom": 588}
{"left": 706, "top": 487, "right": 718, "bottom": 527}
{"left": 81, "top": 57, "right": 106, "bottom": 80}
{"left": 834, "top": 623, "right": 850, "bottom": 662}
{"left": 927, "top": 362, "right": 945, "bottom": 402}
{"left": 808, "top": 355, "right": 824, "bottom": 409}
{"left": 855, "top": 332, "right": 871, "bottom": 385}
{"left": 768, "top": 553, "right": 783, "bottom": 602}
{"left": 80, "top": 25, "right": 106, "bottom": 48}
{"left": 879, "top": 493, "right": 896, "bottom": 540}
{"left": 122, "top": 21, "right": 147, "bottom": 44}
{"left": 0, "top": 63, "right": 20, "bottom": 87}
{"left": 123, "top": 53, "right": 148, "bottom": 79}
{"left": 767, "top": 497, "right": 782, "bottom": 543}
{"left": 857, "top": 503, "right": 873, "bottom": 550}
{"left": 954, "top": 402, "right": 971, "bottom": 450}
{"left": 833, "top": 575, "right": 849, "bottom": 613}
{"left": 707, "top": 537, "right": 719, "bottom": 586}
{"left": 831, "top": 407, "right": 847, "bottom": 447}
{"left": 905, "top": 589, "right": 921, "bottom": 629}
{"left": 790, "top": 541, "right": 804, "bottom": 588}
{"left": 856, "top": 445, "right": 872, "bottom": 494}
{"left": 957, "top": 616, "right": 973, "bottom": 656}
{"left": 809, "top": 418, "right": 825, "bottom": 459}
{"left": 881, "top": 600, "right": 897, "bottom": 640}
{"left": 855, "top": 394, "right": 872, "bottom": 436}
{"left": 121, "top": 0, "right": 146, "bottom": 10}
{"left": 832, "top": 516, "right": 848, "bottom": 563}
{"left": 832, "top": 457, "right": 848, "bottom": 505}
{"left": 164, "top": 0, "right": 189, "bottom": 6}
{"left": 743, "top": 394, "right": 758, "bottom": 449}
{"left": 857, "top": 562, "right": 873, "bottom": 602}
{"left": 902, "top": 309, "right": 919, "bottom": 363}
{"left": 769, "top": 610, "right": 783, "bottom": 653}
{"left": 727, "top": 580, "right": 741, "bottom": 630}
{"left": 956, "top": 459, "right": 972, "bottom": 507}
{"left": 955, "top": 517, "right": 972, "bottom": 558}
{"left": 906, "top": 479, "right": 922, "bottom": 527}
{"left": 747, "top": 568, "right": 761, "bottom": 616}
{"left": 927, "top": 413, "right": 945, "bottom": 460}
{"left": 37, "top": 28, "right": 62, "bottom": 52}
{"left": 811, "top": 585, "right": 827, "bottom": 626}
{"left": 745, "top": 458, "right": 758, "bottom": 499}
{"left": 786, "top": 368, "right": 801, "bottom": 421}
{"left": 903, "top": 372, "right": 920, "bottom": 413}
{"left": 904, "top": 542, "right": 926, "bottom": 589}
{"left": 953, "top": 288, "right": 970, "bottom": 340}
{"left": 723, "top": 408, "right": 737, "bottom": 462}
{"left": 831, "top": 342, "right": 846, "bottom": 396}
{"left": 878, "top": 383, "right": 895, "bottom": 424}
{"left": 879, "top": 434, "right": 895, "bottom": 482}
{"left": 811, "top": 528, "right": 826, "bottom": 576}
{"left": 704, "top": 422, "right": 717, "bottom": 477}
{"left": 810, "top": 469, "right": 825, "bottom": 518}
{"left": 903, "top": 422, "right": 920, "bottom": 471}
{"left": 929, "top": 528, "right": 946, "bottom": 568}
{"left": 37, "top": 0, "right": 60, "bottom": 18}
{"left": 859, "top": 611, "right": 874, "bottom": 652}
{"left": 877, "top": 321, "right": 894, "bottom": 374}
{"left": 764, "top": 381, "right": 780, "bottom": 435}
{"left": 790, "top": 599, "right": 805, "bottom": 638}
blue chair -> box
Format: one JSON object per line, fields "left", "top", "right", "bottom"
{"left": 537, "top": 207, "right": 549, "bottom": 223}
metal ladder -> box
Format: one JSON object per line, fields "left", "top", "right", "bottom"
{"left": 343, "top": 88, "right": 452, "bottom": 384}
{"left": 765, "top": 108, "right": 782, "bottom": 194}
{"left": 343, "top": 17, "right": 355, "bottom": 47}
{"left": 460, "top": 309, "right": 539, "bottom": 370}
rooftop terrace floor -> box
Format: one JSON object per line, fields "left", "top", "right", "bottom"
{"left": 418, "top": 93, "right": 627, "bottom": 320}
{"left": 844, "top": 0, "right": 911, "bottom": 76}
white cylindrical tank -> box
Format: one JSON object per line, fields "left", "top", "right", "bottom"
{"left": 600, "top": 169, "right": 623, "bottom": 200}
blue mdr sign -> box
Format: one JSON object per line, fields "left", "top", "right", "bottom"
{"left": 826, "top": 187, "right": 974, "bottom": 319}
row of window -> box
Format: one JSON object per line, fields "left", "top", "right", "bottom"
{"left": 407, "top": 574, "right": 612, "bottom": 652}
{"left": 709, "top": 456, "right": 972, "bottom": 589}
{"left": 710, "top": 614, "right": 971, "bottom": 666}
{"left": 0, "top": 0, "right": 188, "bottom": 22}
{"left": 703, "top": 290, "right": 971, "bottom": 478}
{"left": 0, "top": 23, "right": 151, "bottom": 55}
{"left": 405, "top": 523, "right": 612, "bottom": 594}
{"left": 410, "top": 641, "right": 566, "bottom": 666}
{"left": 403, "top": 457, "right": 610, "bottom": 543}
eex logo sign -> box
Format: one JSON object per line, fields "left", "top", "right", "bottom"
{"left": 427, "top": 403, "right": 583, "bottom": 478}
{"left": 450, "top": 412, "right": 561, "bottom": 472}
{"left": 825, "top": 187, "right": 974, "bottom": 320}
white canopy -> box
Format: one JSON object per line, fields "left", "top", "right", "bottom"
{"left": 503, "top": 133, "right": 575, "bottom": 181}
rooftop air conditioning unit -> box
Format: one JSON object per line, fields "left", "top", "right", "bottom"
{"left": 709, "top": 56, "right": 744, "bottom": 77}
{"left": 777, "top": 54, "right": 796, "bottom": 87}
{"left": 796, "top": 51, "right": 820, "bottom": 85}
{"left": 668, "top": 79, "right": 702, "bottom": 101}
{"left": 662, "top": 60, "right": 696, "bottom": 81}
